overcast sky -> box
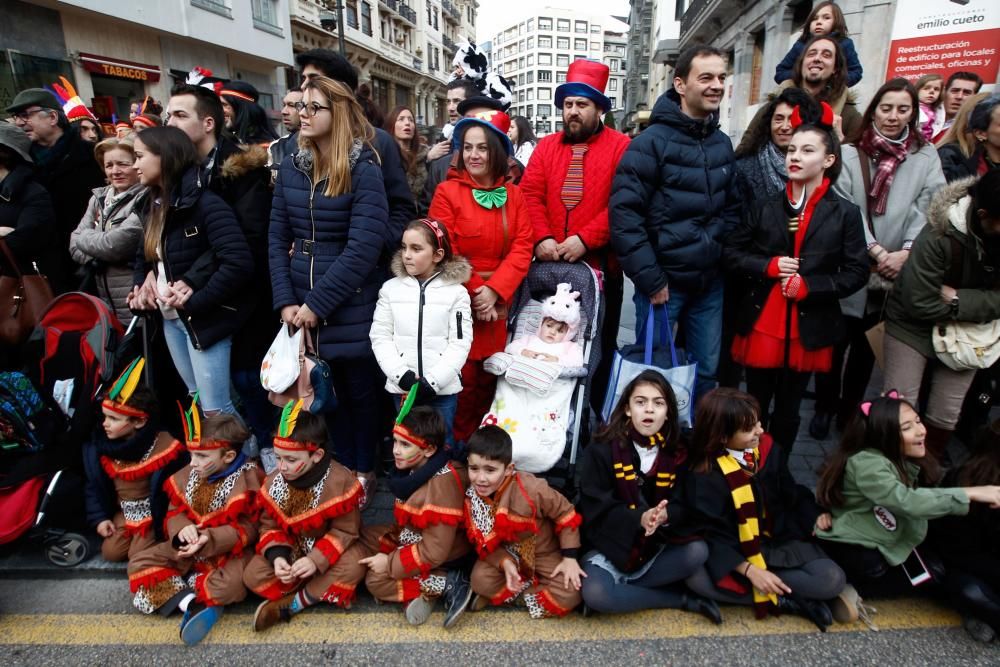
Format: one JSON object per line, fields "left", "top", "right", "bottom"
{"left": 475, "top": 0, "right": 632, "bottom": 43}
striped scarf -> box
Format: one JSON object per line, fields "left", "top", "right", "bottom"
{"left": 560, "top": 144, "right": 588, "bottom": 211}
{"left": 716, "top": 451, "right": 778, "bottom": 618}
{"left": 612, "top": 437, "right": 684, "bottom": 510}
{"left": 858, "top": 125, "right": 912, "bottom": 216}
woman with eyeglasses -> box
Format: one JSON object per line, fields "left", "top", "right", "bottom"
{"left": 268, "top": 75, "right": 390, "bottom": 509}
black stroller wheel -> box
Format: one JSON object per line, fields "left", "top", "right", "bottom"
{"left": 46, "top": 532, "right": 90, "bottom": 567}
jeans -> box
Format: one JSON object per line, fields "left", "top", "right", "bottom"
{"left": 233, "top": 368, "right": 277, "bottom": 456}
{"left": 161, "top": 317, "right": 235, "bottom": 415}
{"left": 633, "top": 277, "right": 724, "bottom": 403}
{"left": 393, "top": 393, "right": 459, "bottom": 449}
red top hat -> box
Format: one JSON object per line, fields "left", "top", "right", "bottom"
{"left": 555, "top": 60, "right": 612, "bottom": 111}
{"left": 452, "top": 109, "right": 514, "bottom": 155}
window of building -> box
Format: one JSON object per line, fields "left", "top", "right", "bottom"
{"left": 518, "top": 57, "right": 525, "bottom": 69}
{"left": 590, "top": 25, "right": 600, "bottom": 34}
{"left": 191, "top": 0, "right": 232, "bottom": 19}
{"left": 609, "top": 59, "right": 618, "bottom": 71}
{"left": 527, "top": 18, "right": 534, "bottom": 32}
{"left": 380, "top": 18, "right": 388, "bottom": 40}
{"left": 574, "top": 38, "right": 587, "bottom": 50}
{"left": 346, "top": 2, "right": 358, "bottom": 28}
{"left": 527, "top": 89, "right": 534, "bottom": 101}
{"left": 251, "top": 0, "right": 281, "bottom": 32}
{"left": 556, "top": 71, "right": 566, "bottom": 82}
{"left": 519, "top": 23, "right": 524, "bottom": 35}
{"left": 538, "top": 52, "right": 552, "bottom": 65}
{"left": 518, "top": 73, "right": 525, "bottom": 86}
{"left": 557, "top": 37, "right": 569, "bottom": 49}
{"left": 361, "top": 1, "right": 372, "bottom": 36}
{"left": 609, "top": 96, "right": 616, "bottom": 108}
{"left": 538, "top": 17, "right": 551, "bottom": 30}
{"left": 519, "top": 40, "right": 525, "bottom": 52}
{"left": 749, "top": 28, "right": 765, "bottom": 105}
{"left": 538, "top": 35, "right": 552, "bottom": 48}
{"left": 590, "top": 41, "right": 600, "bottom": 51}
{"left": 526, "top": 71, "right": 533, "bottom": 83}
{"left": 538, "top": 70, "right": 551, "bottom": 82}
{"left": 527, "top": 37, "right": 534, "bottom": 49}
{"left": 433, "top": 8, "right": 439, "bottom": 29}
{"left": 527, "top": 54, "right": 533, "bottom": 66}
{"left": 538, "top": 87, "right": 551, "bottom": 100}
{"left": 526, "top": 104, "right": 534, "bottom": 117}
{"left": 555, "top": 121, "right": 564, "bottom": 132}
{"left": 556, "top": 19, "right": 570, "bottom": 32}
{"left": 675, "top": 0, "right": 686, "bottom": 20}
{"left": 519, "top": 91, "right": 525, "bottom": 102}
{"left": 537, "top": 104, "right": 552, "bottom": 116}
{"left": 608, "top": 78, "right": 617, "bottom": 91}
{"left": 574, "top": 20, "right": 587, "bottom": 33}
{"left": 556, "top": 54, "right": 569, "bottom": 67}
{"left": 575, "top": 54, "right": 587, "bottom": 61}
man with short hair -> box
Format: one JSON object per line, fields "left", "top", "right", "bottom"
{"left": 6, "top": 88, "right": 104, "bottom": 291}
{"left": 426, "top": 78, "right": 478, "bottom": 162}
{"left": 934, "top": 71, "right": 983, "bottom": 142}
{"left": 520, "top": 59, "right": 630, "bottom": 407}
{"left": 611, "top": 45, "right": 739, "bottom": 402}
{"left": 295, "top": 48, "right": 415, "bottom": 249}
{"left": 268, "top": 88, "right": 303, "bottom": 176}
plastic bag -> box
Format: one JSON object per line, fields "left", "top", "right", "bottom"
{"left": 260, "top": 325, "right": 302, "bottom": 393}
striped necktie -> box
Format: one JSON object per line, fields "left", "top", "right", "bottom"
{"left": 561, "top": 144, "right": 588, "bottom": 212}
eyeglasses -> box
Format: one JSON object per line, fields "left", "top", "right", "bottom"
{"left": 9, "top": 107, "right": 52, "bottom": 123}
{"left": 293, "top": 102, "right": 331, "bottom": 117}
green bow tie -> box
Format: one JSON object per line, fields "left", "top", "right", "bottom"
{"left": 472, "top": 187, "right": 508, "bottom": 209}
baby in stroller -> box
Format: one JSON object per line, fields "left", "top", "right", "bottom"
{"left": 482, "top": 283, "right": 586, "bottom": 474}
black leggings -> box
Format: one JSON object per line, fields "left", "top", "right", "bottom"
{"left": 820, "top": 540, "right": 944, "bottom": 598}
{"left": 686, "top": 558, "right": 846, "bottom": 603}
{"left": 581, "top": 541, "right": 708, "bottom": 614}
{"left": 948, "top": 571, "right": 1000, "bottom": 633}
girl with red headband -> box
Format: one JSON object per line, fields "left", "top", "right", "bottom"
{"left": 723, "top": 102, "right": 868, "bottom": 466}
{"left": 370, "top": 218, "right": 473, "bottom": 446}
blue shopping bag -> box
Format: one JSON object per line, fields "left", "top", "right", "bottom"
{"left": 601, "top": 305, "right": 697, "bottom": 428}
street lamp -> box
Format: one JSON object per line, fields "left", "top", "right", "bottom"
{"left": 319, "top": 2, "right": 347, "bottom": 58}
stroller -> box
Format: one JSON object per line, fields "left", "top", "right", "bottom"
{"left": 481, "top": 262, "right": 603, "bottom": 494}
{"left": 0, "top": 293, "right": 129, "bottom": 566}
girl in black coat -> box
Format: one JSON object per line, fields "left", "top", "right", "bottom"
{"left": 579, "top": 370, "right": 720, "bottom": 621}
{"left": 680, "top": 388, "right": 846, "bottom": 631}
{"left": 128, "top": 127, "right": 253, "bottom": 416}
{"left": 723, "top": 106, "right": 867, "bottom": 463}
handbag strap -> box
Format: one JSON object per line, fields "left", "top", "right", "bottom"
{"left": 0, "top": 239, "right": 24, "bottom": 279}
{"left": 500, "top": 203, "right": 511, "bottom": 257}
{"left": 856, "top": 148, "right": 877, "bottom": 238}
{"left": 638, "top": 304, "right": 679, "bottom": 367}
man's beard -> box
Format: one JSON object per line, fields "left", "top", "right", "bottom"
{"left": 564, "top": 116, "right": 600, "bottom": 143}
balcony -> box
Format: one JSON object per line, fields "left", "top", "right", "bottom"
{"left": 380, "top": 0, "right": 399, "bottom": 10}
{"left": 399, "top": 4, "right": 417, "bottom": 23}
{"left": 442, "top": 0, "right": 461, "bottom": 23}
{"left": 680, "top": 0, "right": 742, "bottom": 49}
{"left": 442, "top": 35, "right": 456, "bottom": 53}
{"left": 413, "top": 57, "right": 423, "bottom": 71}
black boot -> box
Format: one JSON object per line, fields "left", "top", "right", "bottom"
{"left": 681, "top": 593, "right": 722, "bottom": 625}
{"left": 441, "top": 569, "right": 473, "bottom": 629}
{"left": 778, "top": 594, "right": 832, "bottom": 632}
{"left": 808, "top": 411, "right": 833, "bottom": 440}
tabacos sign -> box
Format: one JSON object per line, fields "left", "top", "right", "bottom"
{"left": 79, "top": 53, "right": 161, "bottom": 83}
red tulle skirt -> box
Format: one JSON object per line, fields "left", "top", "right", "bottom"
{"left": 731, "top": 284, "right": 832, "bottom": 372}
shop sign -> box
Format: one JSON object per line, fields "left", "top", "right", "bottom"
{"left": 79, "top": 53, "right": 161, "bottom": 82}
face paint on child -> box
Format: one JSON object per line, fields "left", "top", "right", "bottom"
{"left": 393, "top": 436, "right": 432, "bottom": 470}
{"left": 102, "top": 407, "right": 141, "bottom": 440}
{"left": 276, "top": 449, "right": 321, "bottom": 481}
{"left": 190, "top": 448, "right": 235, "bottom": 477}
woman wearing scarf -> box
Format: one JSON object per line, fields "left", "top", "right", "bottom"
{"left": 428, "top": 110, "right": 533, "bottom": 444}
{"left": 810, "top": 79, "right": 946, "bottom": 440}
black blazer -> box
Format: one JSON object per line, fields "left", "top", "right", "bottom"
{"left": 723, "top": 188, "right": 868, "bottom": 350}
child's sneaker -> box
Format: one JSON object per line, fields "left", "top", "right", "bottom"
{"left": 357, "top": 472, "right": 375, "bottom": 511}
{"left": 963, "top": 616, "right": 996, "bottom": 643}
{"left": 180, "top": 603, "right": 223, "bottom": 645}
{"left": 441, "top": 570, "right": 473, "bottom": 629}
{"left": 253, "top": 592, "right": 297, "bottom": 632}
{"left": 404, "top": 594, "right": 437, "bottom": 626}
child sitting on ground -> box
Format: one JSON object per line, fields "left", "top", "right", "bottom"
{"left": 464, "top": 425, "right": 585, "bottom": 618}
{"left": 83, "top": 358, "right": 186, "bottom": 563}
{"left": 243, "top": 400, "right": 365, "bottom": 631}
{"left": 358, "top": 393, "right": 474, "bottom": 628}
{"left": 128, "top": 404, "right": 262, "bottom": 645}
{"left": 482, "top": 283, "right": 585, "bottom": 473}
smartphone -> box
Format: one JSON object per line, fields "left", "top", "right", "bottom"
{"left": 901, "top": 548, "right": 933, "bottom": 586}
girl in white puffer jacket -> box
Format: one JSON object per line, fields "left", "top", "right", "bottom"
{"left": 371, "top": 219, "right": 473, "bottom": 443}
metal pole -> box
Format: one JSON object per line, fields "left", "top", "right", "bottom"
{"left": 336, "top": 0, "right": 347, "bottom": 57}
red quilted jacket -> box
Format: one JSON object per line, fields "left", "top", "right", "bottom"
{"left": 520, "top": 126, "right": 631, "bottom": 271}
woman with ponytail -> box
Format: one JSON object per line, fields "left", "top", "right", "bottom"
{"left": 723, "top": 103, "right": 867, "bottom": 464}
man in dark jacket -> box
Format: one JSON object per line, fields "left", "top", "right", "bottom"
{"left": 267, "top": 88, "right": 302, "bottom": 179}
{"left": 296, "top": 48, "right": 415, "bottom": 252}
{"left": 610, "top": 45, "right": 739, "bottom": 401}
{"left": 6, "top": 88, "right": 104, "bottom": 292}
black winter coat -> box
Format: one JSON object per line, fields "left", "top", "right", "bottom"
{"left": 578, "top": 440, "right": 692, "bottom": 572}
{"left": 723, "top": 188, "right": 868, "bottom": 350}
{"left": 29, "top": 126, "right": 105, "bottom": 291}
{"left": 0, "top": 163, "right": 60, "bottom": 278}
{"left": 937, "top": 143, "right": 993, "bottom": 183}
{"left": 133, "top": 166, "right": 254, "bottom": 349}
{"left": 268, "top": 142, "right": 390, "bottom": 359}
{"left": 610, "top": 89, "right": 740, "bottom": 295}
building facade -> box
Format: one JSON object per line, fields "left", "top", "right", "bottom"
{"left": 2, "top": 0, "right": 294, "bottom": 123}
{"left": 490, "top": 9, "right": 628, "bottom": 136}
{"left": 289, "top": 0, "right": 477, "bottom": 129}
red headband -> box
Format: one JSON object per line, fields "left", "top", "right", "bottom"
{"left": 393, "top": 423, "right": 432, "bottom": 450}
{"left": 790, "top": 101, "right": 835, "bottom": 131}
{"left": 273, "top": 436, "right": 320, "bottom": 452}
{"left": 101, "top": 398, "right": 149, "bottom": 419}
{"left": 132, "top": 116, "right": 157, "bottom": 128}
{"left": 420, "top": 218, "right": 446, "bottom": 249}
{"left": 220, "top": 89, "right": 255, "bottom": 103}
{"left": 186, "top": 439, "right": 232, "bottom": 452}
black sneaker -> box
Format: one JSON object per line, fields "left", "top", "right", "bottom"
{"left": 809, "top": 411, "right": 833, "bottom": 440}
{"left": 441, "top": 569, "right": 473, "bottom": 629}
{"left": 779, "top": 594, "right": 832, "bottom": 632}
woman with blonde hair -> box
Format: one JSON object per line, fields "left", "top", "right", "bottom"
{"left": 938, "top": 93, "right": 999, "bottom": 182}
{"left": 268, "top": 75, "right": 390, "bottom": 507}
{"left": 70, "top": 137, "right": 145, "bottom": 323}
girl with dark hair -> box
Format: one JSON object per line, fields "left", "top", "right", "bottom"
{"left": 507, "top": 116, "right": 537, "bottom": 167}
{"left": 428, "top": 110, "right": 533, "bottom": 443}
{"left": 681, "top": 387, "right": 846, "bottom": 631}
{"left": 578, "top": 370, "right": 718, "bottom": 621}
{"left": 810, "top": 78, "right": 945, "bottom": 440}
{"left": 370, "top": 219, "right": 473, "bottom": 443}
{"left": 385, "top": 106, "right": 428, "bottom": 203}
{"left": 127, "top": 126, "right": 254, "bottom": 416}
{"left": 774, "top": 1, "right": 862, "bottom": 87}
{"left": 220, "top": 82, "right": 278, "bottom": 146}
{"left": 815, "top": 394, "right": 1000, "bottom": 605}
{"left": 724, "top": 104, "right": 867, "bottom": 462}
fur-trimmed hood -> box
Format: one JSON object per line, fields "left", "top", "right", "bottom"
{"left": 927, "top": 175, "right": 977, "bottom": 236}
{"left": 220, "top": 143, "right": 269, "bottom": 180}
{"left": 390, "top": 251, "right": 472, "bottom": 285}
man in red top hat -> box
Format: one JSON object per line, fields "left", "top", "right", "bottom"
{"left": 519, "top": 59, "right": 630, "bottom": 406}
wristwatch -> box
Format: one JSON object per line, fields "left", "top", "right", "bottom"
{"left": 950, "top": 296, "right": 960, "bottom": 316}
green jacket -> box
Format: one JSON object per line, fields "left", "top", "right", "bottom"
{"left": 817, "top": 449, "right": 968, "bottom": 565}
{"left": 885, "top": 176, "right": 1000, "bottom": 358}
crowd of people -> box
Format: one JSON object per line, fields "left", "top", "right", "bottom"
{"left": 1, "top": 0, "right": 1000, "bottom": 648}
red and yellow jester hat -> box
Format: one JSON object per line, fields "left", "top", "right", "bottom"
{"left": 392, "top": 385, "right": 431, "bottom": 449}
{"left": 273, "top": 399, "right": 320, "bottom": 452}
{"left": 102, "top": 357, "right": 148, "bottom": 419}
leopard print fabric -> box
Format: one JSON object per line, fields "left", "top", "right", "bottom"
{"left": 184, "top": 461, "right": 259, "bottom": 516}
{"left": 133, "top": 574, "right": 186, "bottom": 614}
{"left": 523, "top": 592, "right": 551, "bottom": 619}
{"left": 398, "top": 527, "right": 423, "bottom": 547}
{"left": 120, "top": 498, "right": 151, "bottom": 524}
{"left": 268, "top": 464, "right": 332, "bottom": 520}
{"left": 465, "top": 486, "right": 495, "bottom": 539}
{"left": 419, "top": 574, "right": 447, "bottom": 598}
{"left": 113, "top": 441, "right": 157, "bottom": 469}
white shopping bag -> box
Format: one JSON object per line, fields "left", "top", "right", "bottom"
{"left": 260, "top": 325, "right": 302, "bottom": 393}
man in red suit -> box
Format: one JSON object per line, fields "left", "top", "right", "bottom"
{"left": 519, "top": 60, "right": 631, "bottom": 408}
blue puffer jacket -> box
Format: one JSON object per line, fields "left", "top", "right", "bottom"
{"left": 269, "top": 140, "right": 390, "bottom": 360}
{"left": 610, "top": 89, "right": 739, "bottom": 296}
